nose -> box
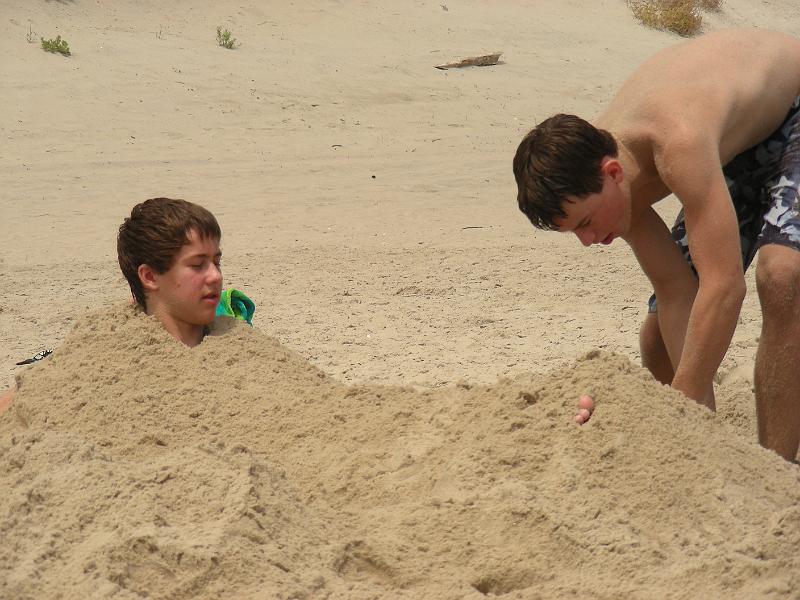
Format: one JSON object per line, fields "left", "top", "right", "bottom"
{"left": 207, "top": 263, "right": 223, "bottom": 285}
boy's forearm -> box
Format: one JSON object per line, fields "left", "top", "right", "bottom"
{"left": 655, "top": 286, "right": 695, "bottom": 372}
{"left": 670, "top": 280, "right": 744, "bottom": 406}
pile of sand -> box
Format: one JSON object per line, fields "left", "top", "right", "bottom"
{"left": 2, "top": 305, "right": 799, "bottom": 599}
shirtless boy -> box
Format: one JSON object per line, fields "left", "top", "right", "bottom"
{"left": 513, "top": 29, "right": 800, "bottom": 462}
{"left": 0, "top": 197, "right": 223, "bottom": 413}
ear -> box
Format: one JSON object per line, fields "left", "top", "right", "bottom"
{"left": 601, "top": 157, "right": 623, "bottom": 184}
{"left": 137, "top": 264, "right": 160, "bottom": 293}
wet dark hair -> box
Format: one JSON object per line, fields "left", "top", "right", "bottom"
{"left": 117, "top": 197, "right": 221, "bottom": 309}
{"left": 513, "top": 114, "right": 618, "bottom": 230}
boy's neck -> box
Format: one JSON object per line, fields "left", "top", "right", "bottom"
{"left": 147, "top": 303, "right": 207, "bottom": 348}
{"left": 617, "top": 136, "right": 669, "bottom": 206}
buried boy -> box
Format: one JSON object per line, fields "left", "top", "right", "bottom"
{"left": 118, "top": 196, "right": 224, "bottom": 348}
{"left": 513, "top": 29, "right": 800, "bottom": 462}
{"left": 1, "top": 197, "right": 234, "bottom": 414}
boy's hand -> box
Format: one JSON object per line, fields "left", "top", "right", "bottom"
{"left": 574, "top": 394, "right": 595, "bottom": 425}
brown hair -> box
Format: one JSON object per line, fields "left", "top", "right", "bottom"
{"left": 117, "top": 198, "right": 221, "bottom": 309}
{"left": 513, "top": 114, "right": 618, "bottom": 230}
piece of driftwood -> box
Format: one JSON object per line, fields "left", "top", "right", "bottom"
{"left": 435, "top": 52, "right": 502, "bottom": 70}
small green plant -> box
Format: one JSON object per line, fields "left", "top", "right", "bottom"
{"left": 216, "top": 26, "right": 237, "bottom": 49}
{"left": 40, "top": 35, "right": 70, "bottom": 55}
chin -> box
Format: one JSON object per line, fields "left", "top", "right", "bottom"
{"left": 191, "top": 308, "right": 218, "bottom": 326}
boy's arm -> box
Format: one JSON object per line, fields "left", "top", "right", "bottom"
{"left": 651, "top": 133, "right": 746, "bottom": 404}
{"left": 0, "top": 387, "right": 15, "bottom": 414}
{"left": 624, "top": 206, "right": 697, "bottom": 355}
{"left": 624, "top": 206, "right": 706, "bottom": 394}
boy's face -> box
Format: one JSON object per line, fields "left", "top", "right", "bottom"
{"left": 555, "top": 160, "right": 630, "bottom": 246}
{"left": 147, "top": 229, "right": 223, "bottom": 328}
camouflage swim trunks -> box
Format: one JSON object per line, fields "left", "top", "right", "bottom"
{"left": 649, "top": 95, "right": 800, "bottom": 313}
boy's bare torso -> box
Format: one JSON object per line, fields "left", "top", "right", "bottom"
{"left": 595, "top": 29, "right": 800, "bottom": 211}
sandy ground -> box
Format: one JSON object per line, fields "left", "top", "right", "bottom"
{"left": 2, "top": 305, "right": 800, "bottom": 599}
{"left": 2, "top": 1, "right": 800, "bottom": 598}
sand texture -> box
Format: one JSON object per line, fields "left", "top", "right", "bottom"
{"left": 2, "top": 305, "right": 799, "bottom": 599}
{"left": 3, "top": 0, "right": 800, "bottom": 598}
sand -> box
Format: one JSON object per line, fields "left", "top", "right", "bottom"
{"left": 2, "top": 305, "right": 799, "bottom": 599}
{"left": 2, "top": 0, "right": 800, "bottom": 598}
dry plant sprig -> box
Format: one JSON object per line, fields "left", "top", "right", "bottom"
{"left": 628, "top": 0, "right": 700, "bottom": 36}
{"left": 627, "top": 0, "right": 720, "bottom": 37}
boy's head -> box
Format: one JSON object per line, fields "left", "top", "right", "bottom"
{"left": 117, "top": 198, "right": 221, "bottom": 311}
{"left": 513, "top": 113, "right": 618, "bottom": 230}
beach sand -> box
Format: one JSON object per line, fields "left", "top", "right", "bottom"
{"left": 2, "top": 1, "right": 800, "bottom": 598}
{"left": 3, "top": 305, "right": 799, "bottom": 598}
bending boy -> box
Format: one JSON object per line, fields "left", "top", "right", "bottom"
{"left": 513, "top": 29, "right": 800, "bottom": 461}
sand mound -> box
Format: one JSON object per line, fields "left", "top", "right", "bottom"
{"left": 2, "top": 305, "right": 799, "bottom": 599}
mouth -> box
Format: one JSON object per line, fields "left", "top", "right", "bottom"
{"left": 202, "top": 292, "right": 220, "bottom": 305}
{"left": 600, "top": 234, "right": 614, "bottom": 245}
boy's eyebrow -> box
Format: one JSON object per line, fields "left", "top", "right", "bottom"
{"left": 184, "top": 250, "right": 223, "bottom": 260}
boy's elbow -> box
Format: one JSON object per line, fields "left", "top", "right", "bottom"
{"left": 726, "top": 274, "right": 747, "bottom": 305}
{"left": 733, "top": 278, "right": 747, "bottom": 303}
{"left": 731, "top": 280, "right": 747, "bottom": 314}
{"left": 705, "top": 274, "right": 746, "bottom": 311}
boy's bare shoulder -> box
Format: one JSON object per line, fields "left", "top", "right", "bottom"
{"left": 599, "top": 30, "right": 800, "bottom": 167}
